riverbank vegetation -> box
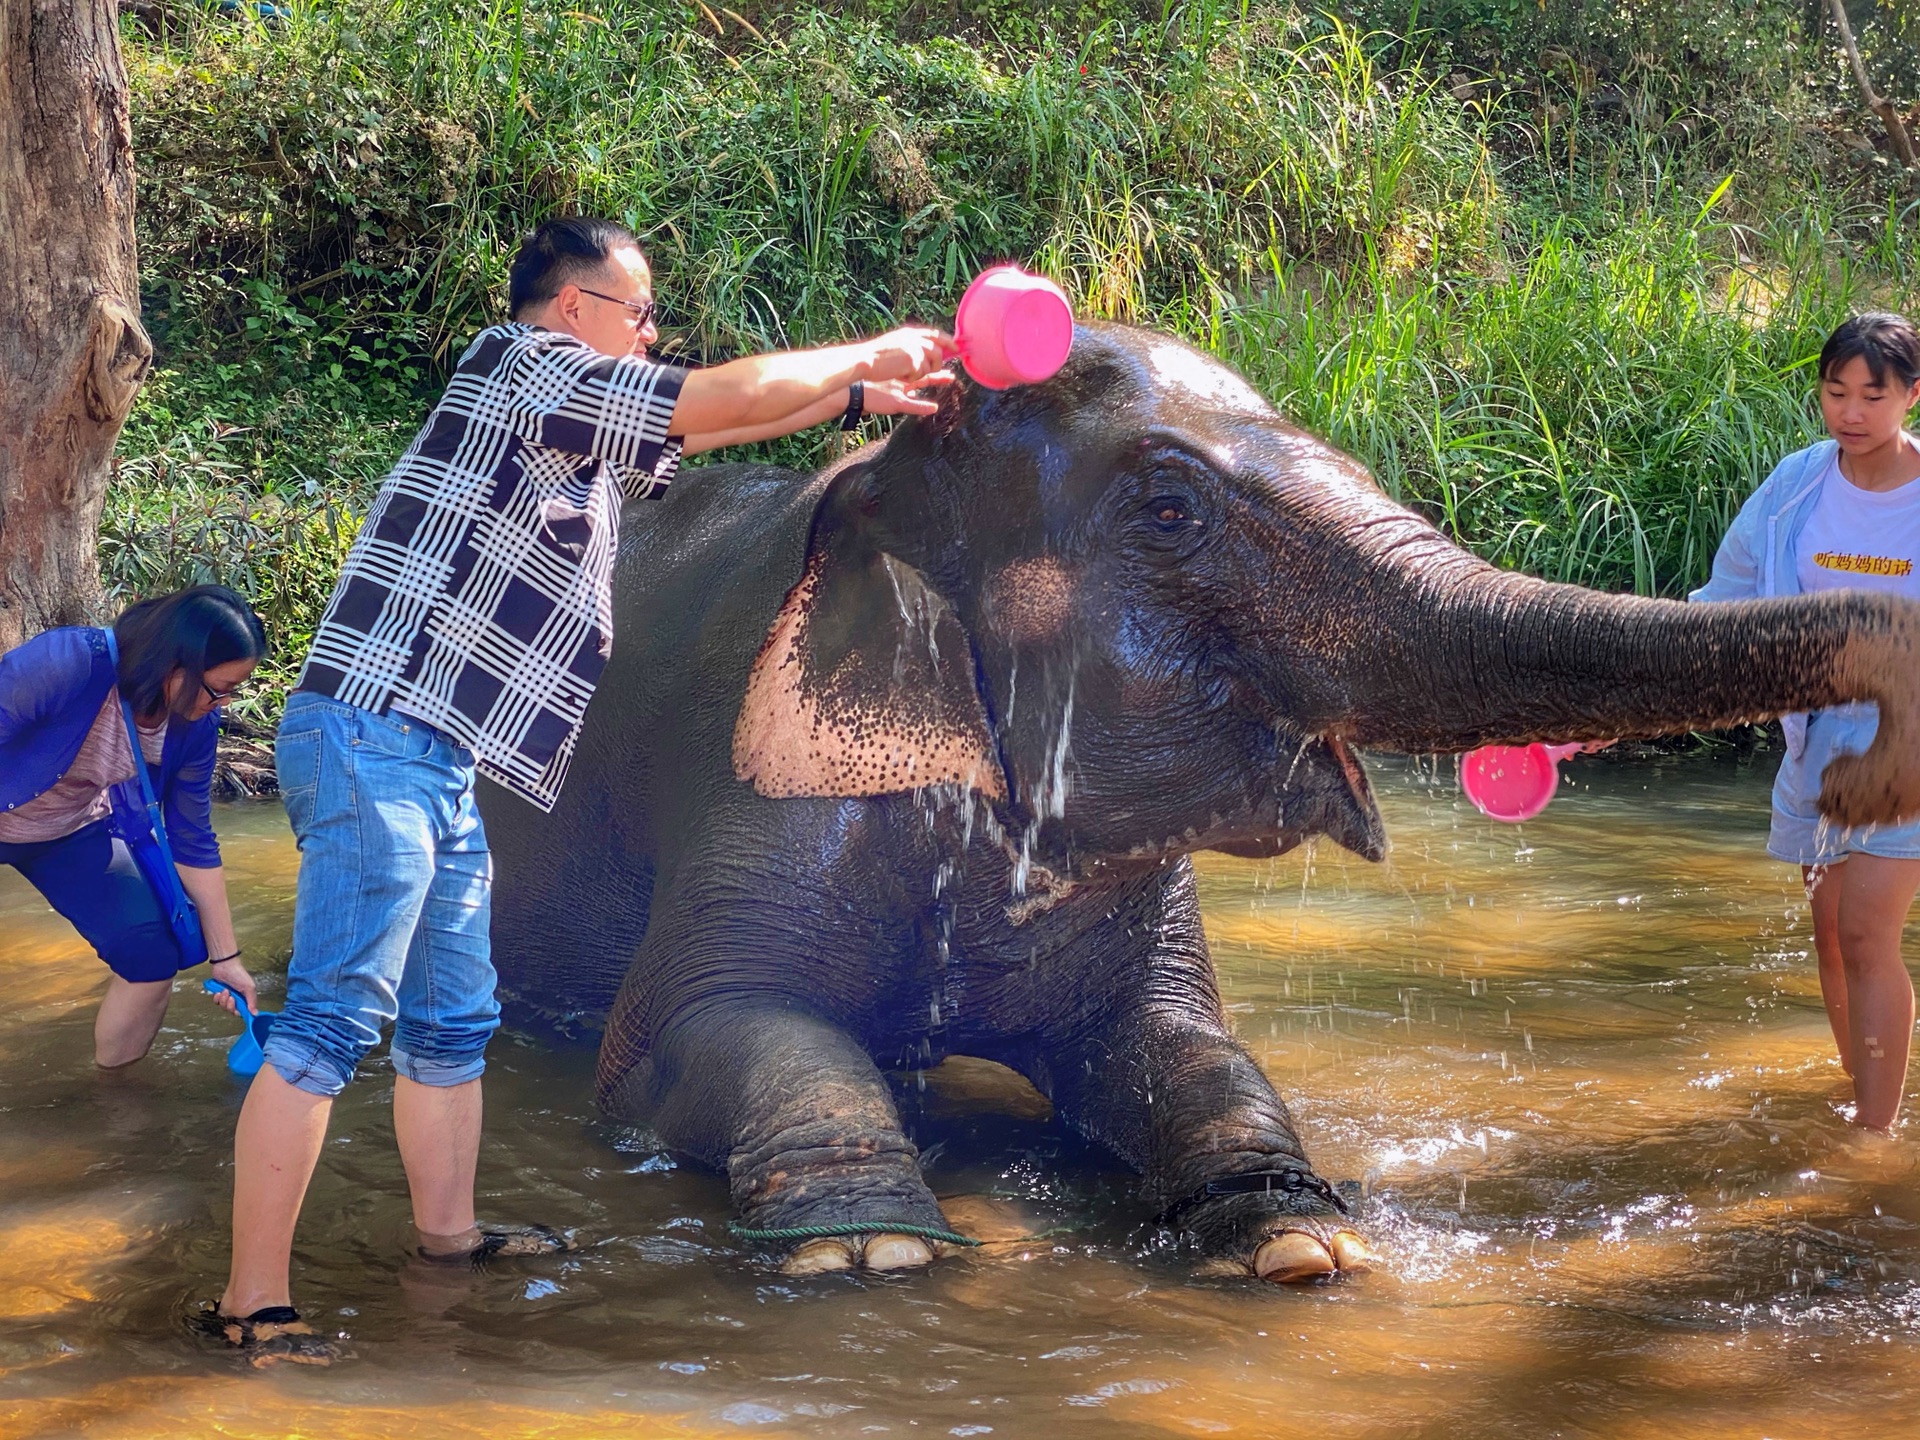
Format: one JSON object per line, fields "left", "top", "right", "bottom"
{"left": 111, "top": 0, "right": 1918, "bottom": 710}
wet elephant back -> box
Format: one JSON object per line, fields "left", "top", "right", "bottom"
{"left": 485, "top": 462, "right": 828, "bottom": 1023}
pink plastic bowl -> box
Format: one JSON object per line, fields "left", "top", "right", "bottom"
{"left": 954, "top": 265, "right": 1074, "bottom": 389}
{"left": 1459, "top": 743, "right": 1584, "bottom": 823}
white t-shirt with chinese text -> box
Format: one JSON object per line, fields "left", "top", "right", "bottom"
{"left": 1795, "top": 456, "right": 1920, "bottom": 601}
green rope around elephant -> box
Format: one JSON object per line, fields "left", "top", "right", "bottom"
{"left": 729, "top": 1221, "right": 983, "bottom": 1248}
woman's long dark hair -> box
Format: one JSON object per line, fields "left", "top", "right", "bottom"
{"left": 112, "top": 585, "right": 268, "bottom": 721}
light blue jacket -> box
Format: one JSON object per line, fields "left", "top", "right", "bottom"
{"left": 1689, "top": 438, "right": 1861, "bottom": 761}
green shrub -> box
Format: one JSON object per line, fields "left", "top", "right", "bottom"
{"left": 111, "top": 0, "right": 1918, "bottom": 719}
{"left": 126, "top": 0, "right": 1499, "bottom": 352}
{"left": 1218, "top": 191, "right": 1916, "bottom": 596}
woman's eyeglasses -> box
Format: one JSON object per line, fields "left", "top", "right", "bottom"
{"left": 575, "top": 287, "right": 658, "bottom": 327}
{"left": 201, "top": 678, "right": 251, "bottom": 705}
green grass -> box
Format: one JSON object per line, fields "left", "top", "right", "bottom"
{"left": 107, "top": 0, "right": 1919, "bottom": 709}
{"left": 1215, "top": 193, "right": 1917, "bottom": 596}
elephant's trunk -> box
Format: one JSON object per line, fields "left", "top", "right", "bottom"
{"left": 1295, "top": 515, "right": 1920, "bottom": 830}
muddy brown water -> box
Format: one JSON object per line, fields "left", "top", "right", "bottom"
{"left": 4, "top": 753, "right": 1920, "bottom": 1439}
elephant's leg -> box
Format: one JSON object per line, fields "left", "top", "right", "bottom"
{"left": 612, "top": 1004, "right": 958, "bottom": 1275}
{"left": 1036, "top": 1006, "right": 1371, "bottom": 1282}
{"left": 1016, "top": 869, "right": 1369, "bottom": 1283}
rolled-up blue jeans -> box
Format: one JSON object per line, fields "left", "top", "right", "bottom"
{"left": 264, "top": 692, "right": 499, "bottom": 1097}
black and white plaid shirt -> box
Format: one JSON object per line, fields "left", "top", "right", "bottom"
{"left": 298, "top": 323, "right": 687, "bottom": 810}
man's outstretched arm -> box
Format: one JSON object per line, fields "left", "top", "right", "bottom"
{"left": 679, "top": 378, "right": 951, "bottom": 457}
{"left": 667, "top": 327, "right": 956, "bottom": 438}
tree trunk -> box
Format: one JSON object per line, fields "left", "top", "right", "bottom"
{"left": 1827, "top": 0, "right": 1919, "bottom": 170}
{"left": 0, "top": 0, "right": 151, "bottom": 654}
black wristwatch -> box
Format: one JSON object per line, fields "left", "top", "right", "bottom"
{"left": 840, "top": 381, "right": 865, "bottom": 431}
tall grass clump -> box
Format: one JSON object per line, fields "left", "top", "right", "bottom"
{"left": 110, "top": 0, "right": 1919, "bottom": 710}
{"left": 126, "top": 0, "right": 1498, "bottom": 354}
{"left": 1214, "top": 188, "right": 1918, "bottom": 596}
{"left": 113, "top": 0, "right": 1496, "bottom": 666}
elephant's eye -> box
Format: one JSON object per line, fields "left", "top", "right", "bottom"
{"left": 1149, "top": 497, "right": 1192, "bottom": 529}
{"left": 1132, "top": 468, "right": 1207, "bottom": 553}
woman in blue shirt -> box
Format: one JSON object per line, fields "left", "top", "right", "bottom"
{"left": 0, "top": 585, "right": 266, "bottom": 1066}
{"left": 1695, "top": 313, "right": 1920, "bottom": 1129}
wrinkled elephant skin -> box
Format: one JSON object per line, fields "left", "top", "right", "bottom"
{"left": 484, "top": 323, "right": 1920, "bottom": 1280}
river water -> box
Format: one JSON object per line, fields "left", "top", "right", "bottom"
{"left": 4, "top": 752, "right": 1919, "bottom": 1438}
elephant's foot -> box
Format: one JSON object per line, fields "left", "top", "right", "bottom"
{"left": 1254, "top": 1227, "right": 1373, "bottom": 1283}
{"left": 1162, "top": 1162, "right": 1372, "bottom": 1284}
{"left": 1193, "top": 1227, "right": 1374, "bottom": 1284}
{"left": 727, "top": 1102, "right": 955, "bottom": 1276}
{"left": 781, "top": 1232, "right": 941, "bottom": 1275}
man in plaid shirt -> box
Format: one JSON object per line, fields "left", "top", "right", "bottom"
{"left": 211, "top": 216, "right": 955, "bottom": 1362}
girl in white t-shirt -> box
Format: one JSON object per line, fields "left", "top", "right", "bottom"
{"left": 1700, "top": 312, "right": 1920, "bottom": 1128}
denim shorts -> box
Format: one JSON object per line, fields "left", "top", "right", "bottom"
{"left": 263, "top": 692, "right": 499, "bottom": 1097}
{"left": 1770, "top": 702, "right": 1920, "bottom": 865}
{"left": 0, "top": 819, "right": 187, "bottom": 982}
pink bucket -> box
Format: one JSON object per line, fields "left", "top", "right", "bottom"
{"left": 953, "top": 265, "right": 1074, "bottom": 389}
{"left": 1459, "top": 743, "right": 1584, "bottom": 823}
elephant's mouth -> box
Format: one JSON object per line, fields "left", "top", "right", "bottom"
{"left": 1094, "top": 731, "right": 1386, "bottom": 869}
{"left": 1224, "top": 731, "right": 1385, "bottom": 863}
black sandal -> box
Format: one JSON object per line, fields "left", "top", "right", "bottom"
{"left": 192, "top": 1301, "right": 337, "bottom": 1368}
{"left": 414, "top": 1222, "right": 572, "bottom": 1268}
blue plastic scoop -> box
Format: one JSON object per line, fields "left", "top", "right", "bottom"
{"left": 203, "top": 978, "right": 277, "bottom": 1077}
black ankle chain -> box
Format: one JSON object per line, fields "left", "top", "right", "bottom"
{"left": 1152, "top": 1166, "right": 1351, "bottom": 1230}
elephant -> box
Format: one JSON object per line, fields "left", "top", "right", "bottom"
{"left": 483, "top": 321, "right": 1920, "bottom": 1282}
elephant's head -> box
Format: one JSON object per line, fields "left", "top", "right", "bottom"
{"left": 734, "top": 323, "right": 1920, "bottom": 877}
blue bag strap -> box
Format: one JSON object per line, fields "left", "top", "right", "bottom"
{"left": 103, "top": 629, "right": 194, "bottom": 912}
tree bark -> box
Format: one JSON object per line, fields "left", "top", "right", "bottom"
{"left": 0, "top": 0, "right": 150, "bottom": 654}
{"left": 1827, "top": 0, "right": 1919, "bottom": 170}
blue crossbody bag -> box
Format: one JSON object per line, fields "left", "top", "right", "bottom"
{"left": 102, "top": 631, "right": 209, "bottom": 967}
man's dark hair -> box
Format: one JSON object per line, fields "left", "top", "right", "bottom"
{"left": 1819, "top": 311, "right": 1920, "bottom": 391}
{"left": 113, "top": 584, "right": 268, "bottom": 721}
{"left": 508, "top": 216, "right": 641, "bottom": 319}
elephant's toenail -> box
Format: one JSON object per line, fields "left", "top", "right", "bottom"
{"left": 1254, "top": 1231, "right": 1337, "bottom": 1283}
{"left": 863, "top": 1234, "right": 936, "bottom": 1271}
{"left": 1329, "top": 1231, "right": 1375, "bottom": 1273}
{"left": 783, "top": 1238, "right": 858, "bottom": 1275}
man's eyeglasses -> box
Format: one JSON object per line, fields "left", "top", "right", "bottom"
{"left": 575, "top": 287, "right": 658, "bottom": 327}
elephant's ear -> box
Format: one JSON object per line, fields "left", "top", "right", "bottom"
{"left": 733, "top": 539, "right": 1008, "bottom": 801}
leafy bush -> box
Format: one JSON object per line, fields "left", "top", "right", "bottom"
{"left": 126, "top": 0, "right": 1500, "bottom": 354}
{"left": 1221, "top": 191, "right": 1914, "bottom": 595}
{"left": 111, "top": 0, "right": 1918, "bottom": 719}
